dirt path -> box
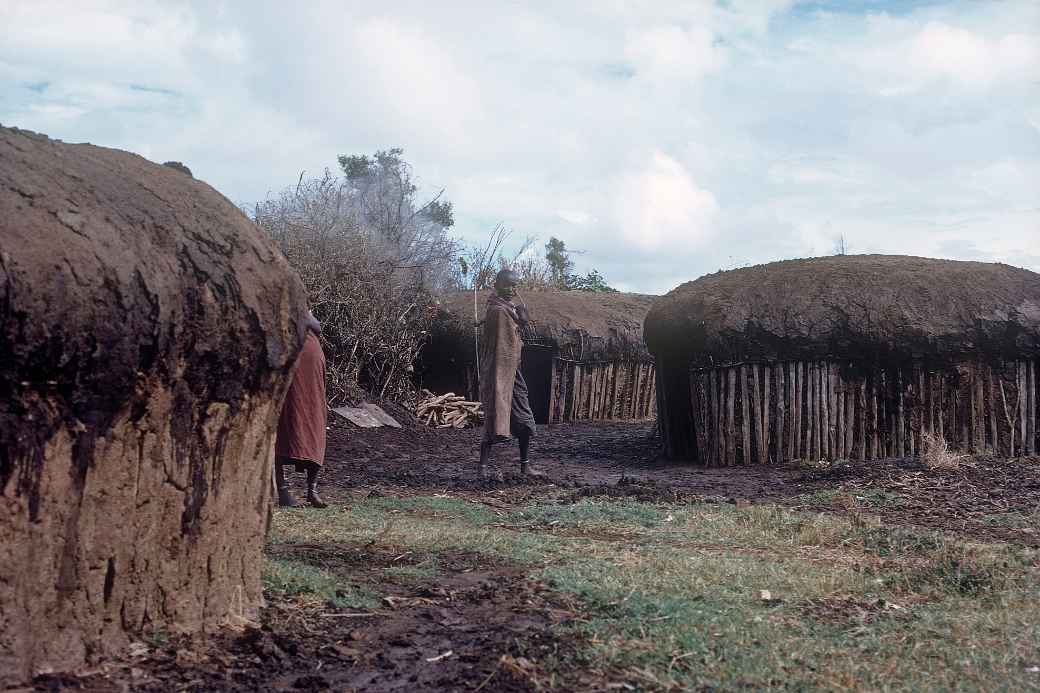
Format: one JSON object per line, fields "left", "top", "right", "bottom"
{"left": 45, "top": 548, "right": 573, "bottom": 693}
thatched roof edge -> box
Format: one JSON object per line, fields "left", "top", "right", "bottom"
{"left": 432, "top": 290, "right": 657, "bottom": 362}
{"left": 645, "top": 255, "right": 1040, "bottom": 367}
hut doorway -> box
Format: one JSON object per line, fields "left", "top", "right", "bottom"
{"left": 521, "top": 343, "right": 555, "bottom": 424}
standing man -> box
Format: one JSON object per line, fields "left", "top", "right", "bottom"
{"left": 478, "top": 269, "right": 546, "bottom": 480}
{"left": 275, "top": 310, "right": 329, "bottom": 508}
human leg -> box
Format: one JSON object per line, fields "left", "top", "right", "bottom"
{"left": 304, "top": 462, "right": 327, "bottom": 508}
{"left": 510, "top": 370, "right": 545, "bottom": 477}
{"left": 274, "top": 458, "right": 298, "bottom": 507}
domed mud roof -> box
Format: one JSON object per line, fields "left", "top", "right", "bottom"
{"left": 644, "top": 255, "right": 1040, "bottom": 367}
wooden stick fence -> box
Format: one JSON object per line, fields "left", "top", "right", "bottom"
{"left": 548, "top": 359, "right": 656, "bottom": 423}
{"left": 664, "top": 358, "right": 1039, "bottom": 465}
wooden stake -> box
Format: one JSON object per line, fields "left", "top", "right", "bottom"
{"left": 793, "top": 362, "right": 802, "bottom": 459}
{"left": 762, "top": 365, "right": 771, "bottom": 464}
{"left": 820, "top": 362, "right": 827, "bottom": 459}
{"left": 777, "top": 363, "right": 787, "bottom": 463}
{"left": 835, "top": 370, "right": 845, "bottom": 459}
{"left": 726, "top": 368, "right": 737, "bottom": 466}
{"left": 1022, "top": 361, "right": 1031, "bottom": 456}
{"left": 752, "top": 362, "right": 761, "bottom": 464}
{"left": 844, "top": 376, "right": 853, "bottom": 459}
{"left": 741, "top": 365, "right": 752, "bottom": 465}
{"left": 869, "top": 372, "right": 879, "bottom": 460}
{"left": 1028, "top": 360, "right": 1036, "bottom": 456}
{"left": 807, "top": 363, "right": 816, "bottom": 459}
{"left": 897, "top": 369, "right": 905, "bottom": 458}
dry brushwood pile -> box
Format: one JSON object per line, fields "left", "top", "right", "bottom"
{"left": 415, "top": 390, "right": 483, "bottom": 428}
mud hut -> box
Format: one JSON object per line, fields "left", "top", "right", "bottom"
{"left": 645, "top": 255, "right": 1040, "bottom": 464}
{"left": 422, "top": 291, "right": 658, "bottom": 424}
{"left": 0, "top": 127, "right": 307, "bottom": 683}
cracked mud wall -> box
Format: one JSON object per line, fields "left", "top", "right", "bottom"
{"left": 0, "top": 126, "right": 309, "bottom": 684}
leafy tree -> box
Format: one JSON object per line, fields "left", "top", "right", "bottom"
{"left": 544, "top": 237, "right": 573, "bottom": 289}
{"left": 568, "top": 269, "right": 618, "bottom": 293}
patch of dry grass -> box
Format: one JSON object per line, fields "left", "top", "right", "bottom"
{"left": 920, "top": 432, "right": 968, "bottom": 470}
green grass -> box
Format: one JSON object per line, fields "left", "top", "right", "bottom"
{"left": 268, "top": 496, "right": 1040, "bottom": 691}
{"left": 983, "top": 509, "right": 1040, "bottom": 529}
{"left": 263, "top": 557, "right": 380, "bottom": 610}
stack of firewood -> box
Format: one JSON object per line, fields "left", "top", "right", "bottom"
{"left": 415, "top": 390, "right": 483, "bottom": 429}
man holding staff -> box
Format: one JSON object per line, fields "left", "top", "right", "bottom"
{"left": 478, "top": 269, "right": 546, "bottom": 480}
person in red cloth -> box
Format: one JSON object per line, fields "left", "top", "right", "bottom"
{"left": 275, "top": 310, "right": 328, "bottom": 508}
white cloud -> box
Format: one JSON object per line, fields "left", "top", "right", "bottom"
{"left": 1, "top": 0, "right": 1037, "bottom": 291}
{"left": 909, "top": 22, "right": 1039, "bottom": 86}
{"left": 616, "top": 152, "right": 719, "bottom": 253}
{"left": 557, "top": 209, "right": 593, "bottom": 225}
{"left": 624, "top": 25, "right": 724, "bottom": 82}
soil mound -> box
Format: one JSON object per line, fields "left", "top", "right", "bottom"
{"left": 0, "top": 126, "right": 308, "bottom": 684}
{"left": 645, "top": 255, "right": 1040, "bottom": 366}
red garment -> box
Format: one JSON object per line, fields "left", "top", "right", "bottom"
{"left": 276, "top": 332, "right": 327, "bottom": 466}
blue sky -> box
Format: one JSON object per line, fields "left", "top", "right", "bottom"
{"left": 1, "top": 0, "right": 1037, "bottom": 293}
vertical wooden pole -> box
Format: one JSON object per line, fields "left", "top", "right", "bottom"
{"left": 808, "top": 362, "right": 817, "bottom": 459}
{"left": 740, "top": 365, "right": 752, "bottom": 465}
{"left": 575, "top": 363, "right": 585, "bottom": 420}
{"left": 972, "top": 366, "right": 983, "bottom": 452}
{"left": 844, "top": 374, "right": 852, "bottom": 455}
{"left": 897, "top": 369, "right": 905, "bottom": 458}
{"left": 636, "top": 363, "right": 647, "bottom": 419}
{"left": 869, "top": 372, "right": 879, "bottom": 460}
{"left": 926, "top": 371, "right": 934, "bottom": 439}
{"left": 752, "top": 364, "right": 761, "bottom": 462}
{"left": 914, "top": 363, "right": 924, "bottom": 456}
{"left": 1027, "top": 360, "right": 1036, "bottom": 456}
{"left": 591, "top": 365, "right": 601, "bottom": 420}
{"left": 857, "top": 378, "right": 866, "bottom": 461}
{"left": 830, "top": 364, "right": 839, "bottom": 458}
{"left": 580, "top": 364, "right": 589, "bottom": 421}
{"left": 814, "top": 362, "right": 823, "bottom": 460}
{"left": 636, "top": 364, "right": 644, "bottom": 418}
{"left": 597, "top": 364, "right": 607, "bottom": 421}
{"left": 1021, "top": 361, "right": 1030, "bottom": 456}
{"left": 793, "top": 362, "right": 802, "bottom": 459}
{"left": 959, "top": 371, "right": 968, "bottom": 452}
{"left": 986, "top": 366, "right": 998, "bottom": 453}
{"left": 644, "top": 365, "right": 654, "bottom": 418}
{"left": 726, "top": 368, "right": 737, "bottom": 466}
{"left": 584, "top": 364, "right": 594, "bottom": 420}
{"left": 715, "top": 369, "right": 724, "bottom": 466}
{"left": 624, "top": 362, "right": 632, "bottom": 420}
{"left": 823, "top": 362, "right": 832, "bottom": 457}
{"left": 706, "top": 370, "right": 717, "bottom": 466}
{"left": 777, "top": 363, "right": 787, "bottom": 463}
{"left": 835, "top": 371, "right": 845, "bottom": 459}
{"left": 940, "top": 374, "right": 948, "bottom": 439}
{"left": 819, "top": 362, "right": 827, "bottom": 459}
{"left": 693, "top": 372, "right": 708, "bottom": 464}
{"left": 762, "top": 365, "right": 771, "bottom": 464}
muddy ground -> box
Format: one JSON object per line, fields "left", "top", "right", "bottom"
{"left": 27, "top": 418, "right": 1040, "bottom": 692}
